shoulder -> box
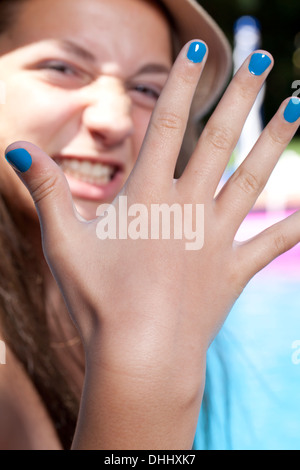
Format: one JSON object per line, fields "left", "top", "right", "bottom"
{"left": 0, "top": 343, "right": 62, "bottom": 450}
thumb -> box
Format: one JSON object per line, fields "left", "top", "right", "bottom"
{"left": 5, "top": 141, "right": 79, "bottom": 244}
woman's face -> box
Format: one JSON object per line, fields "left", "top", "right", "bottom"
{"left": 0, "top": 0, "right": 172, "bottom": 221}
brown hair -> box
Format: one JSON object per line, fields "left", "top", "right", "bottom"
{"left": 0, "top": 0, "right": 81, "bottom": 449}
{"left": 0, "top": 196, "right": 81, "bottom": 449}
{"left": 0, "top": 0, "right": 199, "bottom": 449}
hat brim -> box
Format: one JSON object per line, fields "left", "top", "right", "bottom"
{"left": 161, "top": 0, "right": 233, "bottom": 120}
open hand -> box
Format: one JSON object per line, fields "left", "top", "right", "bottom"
{"left": 5, "top": 41, "right": 300, "bottom": 449}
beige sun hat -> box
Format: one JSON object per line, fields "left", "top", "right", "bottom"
{"left": 160, "top": 0, "right": 233, "bottom": 120}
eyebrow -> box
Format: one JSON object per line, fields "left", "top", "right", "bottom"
{"left": 135, "top": 63, "right": 171, "bottom": 75}
{"left": 130, "top": 63, "right": 171, "bottom": 80}
{"left": 56, "top": 39, "right": 97, "bottom": 63}
{"left": 54, "top": 40, "right": 171, "bottom": 75}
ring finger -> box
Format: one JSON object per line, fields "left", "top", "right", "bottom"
{"left": 215, "top": 97, "right": 300, "bottom": 237}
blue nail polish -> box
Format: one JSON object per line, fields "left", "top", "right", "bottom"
{"left": 284, "top": 97, "right": 300, "bottom": 123}
{"left": 248, "top": 53, "right": 272, "bottom": 76}
{"left": 187, "top": 42, "right": 207, "bottom": 64}
{"left": 5, "top": 148, "right": 32, "bottom": 173}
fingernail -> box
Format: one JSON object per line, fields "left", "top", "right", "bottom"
{"left": 187, "top": 41, "right": 207, "bottom": 64}
{"left": 284, "top": 97, "right": 300, "bottom": 123}
{"left": 248, "top": 53, "right": 272, "bottom": 76}
{"left": 5, "top": 148, "right": 32, "bottom": 173}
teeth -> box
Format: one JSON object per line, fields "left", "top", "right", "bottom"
{"left": 56, "top": 158, "right": 116, "bottom": 185}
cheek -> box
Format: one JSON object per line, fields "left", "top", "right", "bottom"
{"left": 0, "top": 78, "right": 78, "bottom": 154}
{"left": 0, "top": 79, "right": 80, "bottom": 218}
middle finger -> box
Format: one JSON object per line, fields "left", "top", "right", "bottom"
{"left": 215, "top": 97, "right": 300, "bottom": 237}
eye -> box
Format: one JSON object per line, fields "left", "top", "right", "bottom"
{"left": 34, "top": 59, "right": 91, "bottom": 88}
{"left": 133, "top": 84, "right": 161, "bottom": 101}
{"left": 129, "top": 82, "right": 163, "bottom": 109}
{"left": 40, "top": 60, "right": 78, "bottom": 76}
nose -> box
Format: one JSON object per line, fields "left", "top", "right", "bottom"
{"left": 82, "top": 77, "right": 133, "bottom": 147}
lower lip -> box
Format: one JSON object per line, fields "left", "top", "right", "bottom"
{"left": 63, "top": 170, "right": 125, "bottom": 202}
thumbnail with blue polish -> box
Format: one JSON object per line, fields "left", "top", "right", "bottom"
{"left": 5, "top": 148, "right": 32, "bottom": 173}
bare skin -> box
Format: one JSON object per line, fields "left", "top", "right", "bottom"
{"left": 0, "top": 0, "right": 172, "bottom": 449}
{"left": 5, "top": 46, "right": 300, "bottom": 449}
{"left": 1, "top": 0, "right": 300, "bottom": 451}
{"left": 0, "top": 347, "right": 62, "bottom": 450}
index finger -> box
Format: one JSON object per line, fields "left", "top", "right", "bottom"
{"left": 132, "top": 41, "right": 208, "bottom": 186}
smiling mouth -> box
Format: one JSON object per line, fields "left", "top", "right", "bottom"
{"left": 54, "top": 157, "right": 121, "bottom": 185}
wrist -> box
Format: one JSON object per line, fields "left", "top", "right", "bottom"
{"left": 81, "top": 350, "right": 206, "bottom": 450}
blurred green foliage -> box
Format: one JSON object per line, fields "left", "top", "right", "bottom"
{"left": 200, "top": 0, "right": 300, "bottom": 135}
{"left": 289, "top": 137, "right": 300, "bottom": 154}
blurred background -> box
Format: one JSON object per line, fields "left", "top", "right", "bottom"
{"left": 200, "top": 0, "right": 300, "bottom": 208}
{"left": 201, "top": 0, "right": 300, "bottom": 139}
{"left": 194, "top": 0, "right": 300, "bottom": 450}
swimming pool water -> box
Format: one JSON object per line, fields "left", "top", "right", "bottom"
{"left": 194, "top": 211, "right": 300, "bottom": 450}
